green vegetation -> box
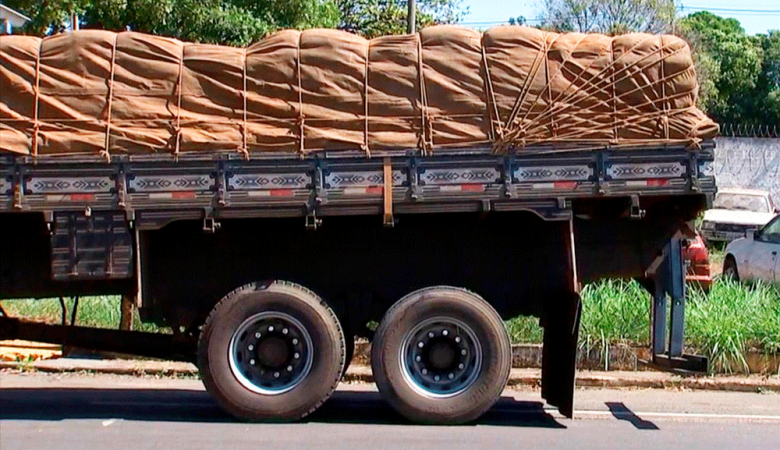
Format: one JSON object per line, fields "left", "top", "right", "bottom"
{"left": 0, "top": 296, "right": 164, "bottom": 333}
{"left": 3, "top": 277, "right": 777, "bottom": 373}
{"left": 507, "top": 278, "right": 780, "bottom": 373}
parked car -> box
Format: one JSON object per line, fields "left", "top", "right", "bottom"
{"left": 700, "top": 188, "right": 778, "bottom": 243}
{"left": 683, "top": 233, "right": 712, "bottom": 292}
{"left": 723, "top": 213, "right": 780, "bottom": 283}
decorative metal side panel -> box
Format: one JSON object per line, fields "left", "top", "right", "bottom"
{"left": 129, "top": 174, "right": 211, "bottom": 192}
{"left": 51, "top": 212, "right": 133, "bottom": 280}
{"left": 228, "top": 173, "right": 309, "bottom": 190}
{"left": 419, "top": 168, "right": 500, "bottom": 185}
{"left": 513, "top": 165, "right": 592, "bottom": 182}
{"left": 26, "top": 176, "right": 113, "bottom": 193}
{"left": 325, "top": 170, "right": 404, "bottom": 188}
{"left": 606, "top": 162, "right": 685, "bottom": 180}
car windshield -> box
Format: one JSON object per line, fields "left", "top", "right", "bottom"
{"left": 713, "top": 193, "right": 771, "bottom": 213}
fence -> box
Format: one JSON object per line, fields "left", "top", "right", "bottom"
{"left": 713, "top": 137, "right": 780, "bottom": 205}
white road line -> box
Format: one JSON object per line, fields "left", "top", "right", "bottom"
{"left": 569, "top": 410, "right": 780, "bottom": 421}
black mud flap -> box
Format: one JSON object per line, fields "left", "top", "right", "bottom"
{"left": 541, "top": 293, "right": 582, "bottom": 418}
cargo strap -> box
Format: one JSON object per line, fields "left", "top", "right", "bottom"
{"left": 417, "top": 36, "right": 433, "bottom": 156}
{"left": 383, "top": 157, "right": 394, "bottom": 226}
{"left": 31, "top": 39, "right": 42, "bottom": 158}
{"left": 296, "top": 33, "right": 305, "bottom": 157}
{"left": 102, "top": 34, "right": 118, "bottom": 162}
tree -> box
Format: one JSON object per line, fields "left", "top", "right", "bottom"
{"left": 336, "top": 0, "right": 465, "bottom": 38}
{"left": 539, "top": 0, "right": 676, "bottom": 35}
{"left": 6, "top": 1, "right": 339, "bottom": 46}
{"left": 678, "top": 12, "right": 765, "bottom": 124}
{"left": 3, "top": 0, "right": 89, "bottom": 35}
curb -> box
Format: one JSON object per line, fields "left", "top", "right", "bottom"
{"left": 2, "top": 359, "right": 778, "bottom": 393}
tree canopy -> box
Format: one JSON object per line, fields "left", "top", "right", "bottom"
{"left": 679, "top": 12, "right": 778, "bottom": 125}
{"left": 336, "top": 0, "right": 464, "bottom": 38}
{"left": 539, "top": 0, "right": 676, "bottom": 35}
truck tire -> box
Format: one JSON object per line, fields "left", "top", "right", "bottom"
{"left": 198, "top": 281, "right": 345, "bottom": 421}
{"left": 371, "top": 286, "right": 511, "bottom": 424}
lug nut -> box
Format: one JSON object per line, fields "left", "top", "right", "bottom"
{"left": 428, "top": 332, "right": 434, "bottom": 338}
{"left": 442, "top": 330, "right": 448, "bottom": 336}
{"left": 255, "top": 332, "right": 261, "bottom": 339}
{"left": 282, "top": 328, "right": 289, "bottom": 335}
{"left": 416, "top": 356, "right": 421, "bottom": 362}
{"left": 461, "top": 349, "right": 467, "bottom": 355}
{"left": 250, "top": 359, "right": 256, "bottom": 365}
{"left": 434, "top": 375, "right": 440, "bottom": 381}
{"left": 418, "top": 342, "right": 424, "bottom": 348}
{"left": 422, "top": 368, "right": 428, "bottom": 375}
{"left": 287, "top": 365, "right": 293, "bottom": 372}
{"left": 292, "top": 338, "right": 299, "bottom": 345}
{"left": 248, "top": 345, "right": 254, "bottom": 351}
{"left": 294, "top": 352, "right": 300, "bottom": 359}
{"left": 268, "top": 325, "right": 274, "bottom": 332}
{"left": 274, "top": 372, "right": 280, "bottom": 378}
{"left": 455, "top": 337, "right": 461, "bottom": 343}
{"left": 448, "top": 373, "right": 455, "bottom": 379}
{"left": 458, "top": 363, "right": 465, "bottom": 369}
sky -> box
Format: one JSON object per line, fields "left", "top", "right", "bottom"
{"left": 460, "top": 0, "right": 780, "bottom": 35}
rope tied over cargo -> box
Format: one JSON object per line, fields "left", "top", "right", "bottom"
{"left": 239, "top": 46, "right": 249, "bottom": 160}
{"left": 296, "top": 32, "right": 305, "bottom": 157}
{"left": 101, "top": 33, "right": 118, "bottom": 163}
{"left": 31, "top": 38, "right": 42, "bottom": 158}
{"left": 173, "top": 43, "right": 185, "bottom": 157}
{"left": 417, "top": 36, "right": 433, "bottom": 156}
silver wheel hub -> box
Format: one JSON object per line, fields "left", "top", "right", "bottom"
{"left": 400, "top": 317, "right": 482, "bottom": 398}
{"left": 228, "top": 312, "right": 314, "bottom": 395}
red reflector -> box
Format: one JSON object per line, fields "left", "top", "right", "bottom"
{"left": 554, "top": 181, "right": 578, "bottom": 189}
{"left": 69, "top": 193, "right": 95, "bottom": 201}
{"left": 171, "top": 191, "right": 196, "bottom": 199}
{"left": 270, "top": 189, "right": 294, "bottom": 197}
{"left": 461, "top": 184, "right": 484, "bottom": 192}
{"left": 647, "top": 179, "right": 669, "bottom": 187}
{"left": 366, "top": 186, "right": 384, "bottom": 195}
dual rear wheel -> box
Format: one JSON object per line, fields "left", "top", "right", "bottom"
{"left": 198, "top": 282, "right": 511, "bottom": 424}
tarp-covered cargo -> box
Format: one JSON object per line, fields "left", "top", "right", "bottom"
{"left": 0, "top": 26, "right": 718, "bottom": 157}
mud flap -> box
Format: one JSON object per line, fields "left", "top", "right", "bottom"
{"left": 541, "top": 292, "right": 582, "bottom": 419}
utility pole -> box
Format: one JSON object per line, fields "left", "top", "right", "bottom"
{"left": 408, "top": 0, "right": 416, "bottom": 34}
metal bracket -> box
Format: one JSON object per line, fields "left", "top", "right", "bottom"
{"left": 648, "top": 235, "right": 708, "bottom": 373}
{"left": 305, "top": 211, "right": 322, "bottom": 230}
{"left": 630, "top": 195, "right": 645, "bottom": 220}
{"left": 383, "top": 157, "right": 395, "bottom": 227}
{"left": 202, "top": 215, "right": 221, "bottom": 233}
{"left": 12, "top": 168, "right": 23, "bottom": 210}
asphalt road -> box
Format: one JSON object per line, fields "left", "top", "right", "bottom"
{"left": 1, "top": 372, "right": 779, "bottom": 450}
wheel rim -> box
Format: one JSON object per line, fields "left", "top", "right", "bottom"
{"left": 228, "top": 312, "right": 314, "bottom": 395}
{"left": 399, "top": 316, "right": 482, "bottom": 399}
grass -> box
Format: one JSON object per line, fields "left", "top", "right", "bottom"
{"left": 2, "top": 277, "right": 778, "bottom": 374}
{"left": 507, "top": 278, "right": 780, "bottom": 374}
{"left": 0, "top": 296, "right": 165, "bottom": 333}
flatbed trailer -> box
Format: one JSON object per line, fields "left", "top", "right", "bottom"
{"left": 0, "top": 142, "right": 715, "bottom": 423}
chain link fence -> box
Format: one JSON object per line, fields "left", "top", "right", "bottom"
{"left": 714, "top": 137, "right": 780, "bottom": 205}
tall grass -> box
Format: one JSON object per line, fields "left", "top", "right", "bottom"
{"left": 506, "top": 278, "right": 780, "bottom": 373}
{"left": 0, "top": 296, "right": 163, "bottom": 333}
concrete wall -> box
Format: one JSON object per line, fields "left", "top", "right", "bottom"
{"left": 714, "top": 137, "right": 780, "bottom": 206}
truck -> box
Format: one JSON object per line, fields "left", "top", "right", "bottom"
{"left": 0, "top": 25, "right": 717, "bottom": 424}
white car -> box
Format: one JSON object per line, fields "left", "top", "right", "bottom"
{"left": 723, "top": 213, "right": 780, "bottom": 283}
{"left": 700, "top": 188, "right": 778, "bottom": 243}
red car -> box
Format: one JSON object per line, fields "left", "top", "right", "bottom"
{"left": 683, "top": 233, "right": 712, "bottom": 293}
